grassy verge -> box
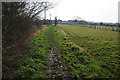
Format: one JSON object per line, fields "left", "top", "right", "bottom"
{"left": 17, "top": 27, "right": 50, "bottom": 78}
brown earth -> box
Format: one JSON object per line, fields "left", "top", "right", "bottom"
{"left": 46, "top": 27, "right": 70, "bottom": 79}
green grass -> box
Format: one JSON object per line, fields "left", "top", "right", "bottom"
{"left": 53, "top": 24, "right": 119, "bottom": 78}
{"left": 17, "top": 24, "right": 119, "bottom": 78}
{"left": 17, "top": 27, "right": 50, "bottom": 78}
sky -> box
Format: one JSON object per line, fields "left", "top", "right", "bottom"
{"left": 45, "top": 0, "right": 119, "bottom": 23}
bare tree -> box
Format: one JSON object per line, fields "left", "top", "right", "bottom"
{"left": 2, "top": 1, "right": 54, "bottom": 52}
{"left": 72, "top": 16, "right": 82, "bottom": 21}
{"left": 2, "top": 1, "right": 54, "bottom": 78}
{"left": 26, "top": 1, "right": 53, "bottom": 19}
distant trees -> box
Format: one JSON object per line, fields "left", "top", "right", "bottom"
{"left": 72, "top": 16, "right": 82, "bottom": 22}
{"left": 100, "top": 22, "right": 103, "bottom": 26}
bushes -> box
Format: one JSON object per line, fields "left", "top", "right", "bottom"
{"left": 2, "top": 1, "right": 53, "bottom": 53}
{"left": 2, "top": 1, "right": 53, "bottom": 78}
{"left": 17, "top": 28, "right": 50, "bottom": 78}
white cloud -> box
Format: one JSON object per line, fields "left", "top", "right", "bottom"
{"left": 46, "top": 0, "right": 119, "bottom": 23}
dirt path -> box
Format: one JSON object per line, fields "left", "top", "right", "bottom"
{"left": 46, "top": 27, "right": 69, "bottom": 79}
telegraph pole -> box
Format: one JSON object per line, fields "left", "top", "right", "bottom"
{"left": 50, "top": 14, "right": 51, "bottom": 20}
{"left": 44, "top": 9, "right": 46, "bottom": 20}
{"left": 43, "top": 2, "right": 47, "bottom": 25}
{"left": 44, "top": 2, "right": 47, "bottom": 20}
{"left": 55, "top": 16, "right": 57, "bottom": 26}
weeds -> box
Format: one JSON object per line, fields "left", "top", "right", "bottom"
{"left": 17, "top": 27, "right": 50, "bottom": 78}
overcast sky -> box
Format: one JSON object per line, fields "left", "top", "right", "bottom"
{"left": 45, "top": 0, "right": 119, "bottom": 23}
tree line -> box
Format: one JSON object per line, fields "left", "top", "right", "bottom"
{"left": 2, "top": 1, "right": 53, "bottom": 78}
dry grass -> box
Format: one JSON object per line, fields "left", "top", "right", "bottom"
{"left": 59, "top": 30, "right": 85, "bottom": 53}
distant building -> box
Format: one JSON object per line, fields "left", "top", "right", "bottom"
{"left": 61, "top": 21, "right": 70, "bottom": 24}
{"left": 51, "top": 19, "right": 62, "bottom": 24}
{"left": 57, "top": 19, "right": 62, "bottom": 24}
{"left": 67, "top": 20, "right": 88, "bottom": 25}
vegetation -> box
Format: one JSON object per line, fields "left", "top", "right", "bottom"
{"left": 18, "top": 28, "right": 50, "bottom": 78}
{"left": 2, "top": 2, "right": 119, "bottom": 78}
{"left": 85, "top": 25, "right": 119, "bottom": 32}
{"left": 53, "top": 24, "right": 119, "bottom": 78}
{"left": 3, "top": 21, "right": 119, "bottom": 78}
{"left": 2, "top": 1, "right": 53, "bottom": 78}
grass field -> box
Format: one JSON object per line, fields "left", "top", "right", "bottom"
{"left": 54, "top": 24, "right": 119, "bottom": 78}
{"left": 18, "top": 24, "right": 119, "bottom": 78}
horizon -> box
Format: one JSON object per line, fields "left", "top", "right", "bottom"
{"left": 1, "top": 0, "right": 119, "bottom": 23}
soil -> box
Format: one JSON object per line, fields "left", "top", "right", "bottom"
{"left": 46, "top": 27, "right": 70, "bottom": 80}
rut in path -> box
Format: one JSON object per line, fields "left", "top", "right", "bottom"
{"left": 46, "top": 27, "right": 69, "bottom": 79}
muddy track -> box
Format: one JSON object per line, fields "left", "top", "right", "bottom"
{"left": 46, "top": 27, "right": 69, "bottom": 79}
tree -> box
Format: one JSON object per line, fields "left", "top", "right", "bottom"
{"left": 2, "top": 1, "right": 53, "bottom": 49}
{"left": 100, "top": 22, "right": 103, "bottom": 26}
{"left": 2, "top": 1, "right": 54, "bottom": 78}
{"left": 72, "top": 16, "right": 82, "bottom": 21}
